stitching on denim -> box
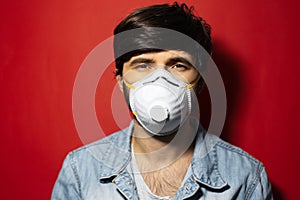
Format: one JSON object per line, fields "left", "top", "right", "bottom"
{"left": 212, "top": 145, "right": 227, "bottom": 188}
{"left": 245, "top": 163, "right": 263, "bottom": 200}
{"left": 216, "top": 141, "right": 259, "bottom": 164}
{"left": 98, "top": 138, "right": 114, "bottom": 177}
{"left": 71, "top": 138, "right": 111, "bottom": 154}
{"left": 212, "top": 146, "right": 222, "bottom": 178}
{"left": 212, "top": 146, "right": 219, "bottom": 174}
{"left": 69, "top": 152, "right": 83, "bottom": 199}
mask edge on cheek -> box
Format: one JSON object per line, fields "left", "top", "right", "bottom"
{"left": 122, "top": 81, "right": 133, "bottom": 112}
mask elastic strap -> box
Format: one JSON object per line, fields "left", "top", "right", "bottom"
{"left": 123, "top": 80, "right": 135, "bottom": 89}
{"left": 185, "top": 75, "right": 201, "bottom": 89}
{"left": 122, "top": 80, "right": 137, "bottom": 116}
{"left": 132, "top": 111, "right": 137, "bottom": 116}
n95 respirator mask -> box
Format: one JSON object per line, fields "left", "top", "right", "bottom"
{"left": 124, "top": 69, "right": 198, "bottom": 136}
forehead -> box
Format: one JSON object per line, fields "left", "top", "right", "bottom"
{"left": 126, "top": 50, "right": 196, "bottom": 65}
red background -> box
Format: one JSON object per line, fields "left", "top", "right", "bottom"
{"left": 1, "top": 0, "right": 299, "bottom": 199}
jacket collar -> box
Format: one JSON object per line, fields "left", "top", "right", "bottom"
{"left": 98, "top": 121, "right": 228, "bottom": 190}
{"left": 191, "top": 132, "right": 228, "bottom": 189}
{"left": 97, "top": 123, "right": 133, "bottom": 180}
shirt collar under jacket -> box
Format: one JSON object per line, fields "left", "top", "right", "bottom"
{"left": 97, "top": 121, "right": 228, "bottom": 190}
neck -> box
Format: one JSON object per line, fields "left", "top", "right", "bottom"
{"left": 131, "top": 119, "right": 198, "bottom": 172}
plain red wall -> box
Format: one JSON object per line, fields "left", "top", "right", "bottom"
{"left": 1, "top": 0, "right": 299, "bottom": 199}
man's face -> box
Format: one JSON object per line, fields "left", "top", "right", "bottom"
{"left": 117, "top": 50, "right": 201, "bottom": 112}
{"left": 120, "top": 50, "right": 200, "bottom": 85}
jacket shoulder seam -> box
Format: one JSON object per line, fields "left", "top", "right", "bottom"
{"left": 215, "top": 140, "right": 260, "bottom": 164}
{"left": 70, "top": 137, "right": 112, "bottom": 154}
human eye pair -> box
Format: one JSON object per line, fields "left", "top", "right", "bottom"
{"left": 133, "top": 63, "right": 189, "bottom": 71}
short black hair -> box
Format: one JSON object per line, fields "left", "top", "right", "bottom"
{"left": 113, "top": 2, "right": 212, "bottom": 76}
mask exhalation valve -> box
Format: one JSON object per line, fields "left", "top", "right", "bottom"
{"left": 149, "top": 105, "right": 169, "bottom": 122}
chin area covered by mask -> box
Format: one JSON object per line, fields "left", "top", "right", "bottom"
{"left": 124, "top": 69, "right": 199, "bottom": 136}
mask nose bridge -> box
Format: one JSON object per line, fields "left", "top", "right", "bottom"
{"left": 143, "top": 75, "right": 179, "bottom": 87}
{"left": 143, "top": 69, "right": 180, "bottom": 86}
{"left": 123, "top": 69, "right": 187, "bottom": 90}
{"left": 152, "top": 68, "right": 193, "bottom": 87}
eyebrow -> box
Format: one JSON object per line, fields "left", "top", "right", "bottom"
{"left": 128, "top": 56, "right": 194, "bottom": 67}
{"left": 129, "top": 58, "right": 155, "bottom": 66}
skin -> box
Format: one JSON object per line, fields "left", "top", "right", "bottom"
{"left": 119, "top": 50, "right": 199, "bottom": 85}
{"left": 116, "top": 50, "right": 200, "bottom": 197}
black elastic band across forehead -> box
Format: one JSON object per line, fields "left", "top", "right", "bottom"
{"left": 114, "top": 27, "right": 210, "bottom": 72}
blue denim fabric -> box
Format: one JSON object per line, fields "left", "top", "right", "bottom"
{"left": 52, "top": 123, "right": 273, "bottom": 199}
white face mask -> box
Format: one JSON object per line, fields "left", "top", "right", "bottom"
{"left": 124, "top": 69, "right": 198, "bottom": 136}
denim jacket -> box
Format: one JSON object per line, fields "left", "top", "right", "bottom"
{"left": 52, "top": 123, "right": 273, "bottom": 199}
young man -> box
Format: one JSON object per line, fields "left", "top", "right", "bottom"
{"left": 52, "top": 2, "right": 273, "bottom": 199}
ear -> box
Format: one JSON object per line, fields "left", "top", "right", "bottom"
{"left": 116, "top": 75, "right": 124, "bottom": 93}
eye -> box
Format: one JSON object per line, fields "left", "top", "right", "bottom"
{"left": 133, "top": 64, "right": 152, "bottom": 71}
{"left": 170, "top": 64, "right": 189, "bottom": 71}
